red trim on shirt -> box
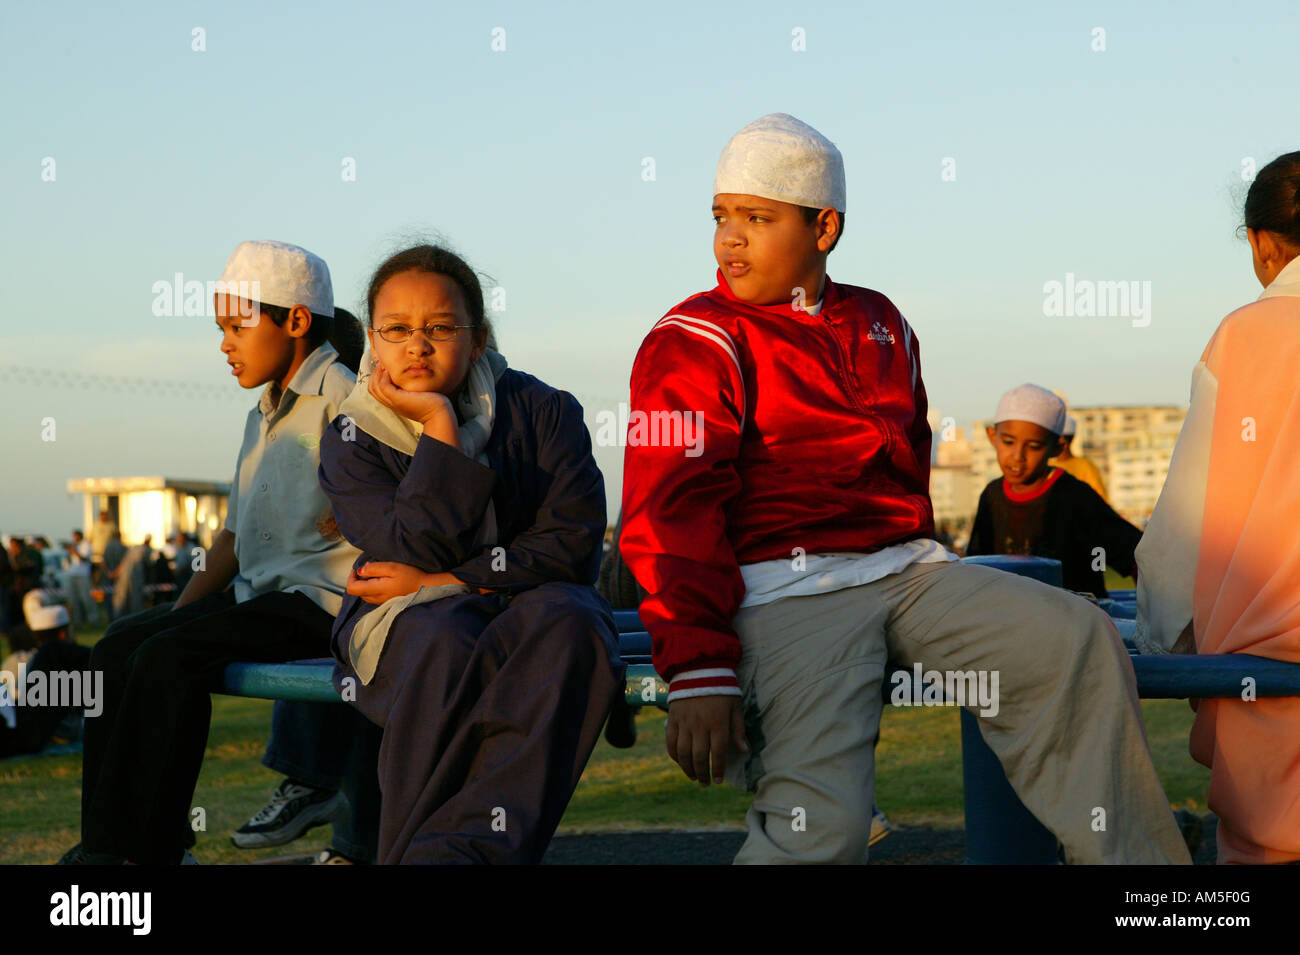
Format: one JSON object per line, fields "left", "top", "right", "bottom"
{"left": 1003, "top": 466, "right": 1064, "bottom": 502}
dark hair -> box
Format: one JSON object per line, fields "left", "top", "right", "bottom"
{"left": 364, "top": 244, "right": 496, "bottom": 351}
{"left": 330, "top": 307, "right": 365, "bottom": 373}
{"left": 799, "top": 205, "right": 846, "bottom": 253}
{"left": 257, "top": 302, "right": 370, "bottom": 373}
{"left": 256, "top": 301, "right": 333, "bottom": 349}
{"left": 1242, "top": 152, "right": 1300, "bottom": 250}
{"left": 312, "top": 305, "right": 363, "bottom": 542}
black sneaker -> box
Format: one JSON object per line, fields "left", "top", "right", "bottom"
{"left": 230, "top": 779, "right": 346, "bottom": 849}
{"left": 603, "top": 694, "right": 637, "bottom": 749}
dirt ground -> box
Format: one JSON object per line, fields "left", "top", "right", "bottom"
{"left": 539, "top": 815, "right": 1220, "bottom": 865}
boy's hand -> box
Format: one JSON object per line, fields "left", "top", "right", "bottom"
{"left": 665, "top": 694, "right": 748, "bottom": 786}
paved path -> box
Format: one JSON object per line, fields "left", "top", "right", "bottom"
{"left": 541, "top": 817, "right": 1219, "bottom": 864}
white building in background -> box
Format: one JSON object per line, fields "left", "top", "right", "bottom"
{"left": 1069, "top": 406, "right": 1186, "bottom": 525}
{"left": 930, "top": 418, "right": 983, "bottom": 545}
{"left": 930, "top": 464, "right": 979, "bottom": 541}
{"left": 66, "top": 476, "right": 230, "bottom": 548}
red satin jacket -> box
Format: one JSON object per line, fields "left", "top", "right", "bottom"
{"left": 621, "top": 271, "right": 935, "bottom": 697}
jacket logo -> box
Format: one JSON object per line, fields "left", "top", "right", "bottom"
{"left": 868, "top": 321, "right": 896, "bottom": 345}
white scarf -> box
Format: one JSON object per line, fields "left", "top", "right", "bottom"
{"left": 339, "top": 348, "right": 509, "bottom": 684}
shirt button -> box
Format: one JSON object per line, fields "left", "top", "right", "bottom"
{"left": 261, "top": 532, "right": 271, "bottom": 541}
{"left": 269, "top": 432, "right": 277, "bottom": 442}
{"left": 260, "top": 483, "right": 268, "bottom": 492}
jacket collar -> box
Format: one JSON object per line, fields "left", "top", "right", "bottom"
{"left": 710, "top": 269, "right": 843, "bottom": 319}
{"left": 1258, "top": 255, "right": 1300, "bottom": 301}
{"left": 259, "top": 341, "right": 339, "bottom": 417}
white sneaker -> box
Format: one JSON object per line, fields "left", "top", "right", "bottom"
{"left": 230, "top": 779, "right": 346, "bottom": 849}
{"left": 869, "top": 808, "right": 893, "bottom": 846}
{"left": 313, "top": 849, "right": 358, "bottom": 865}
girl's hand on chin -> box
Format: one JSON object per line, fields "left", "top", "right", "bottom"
{"left": 368, "top": 364, "right": 456, "bottom": 429}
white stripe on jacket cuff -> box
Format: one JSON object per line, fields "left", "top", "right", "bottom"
{"left": 667, "top": 685, "right": 743, "bottom": 703}
{"left": 667, "top": 667, "right": 741, "bottom": 703}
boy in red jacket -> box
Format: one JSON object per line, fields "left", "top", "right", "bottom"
{"left": 621, "top": 113, "right": 1188, "bottom": 864}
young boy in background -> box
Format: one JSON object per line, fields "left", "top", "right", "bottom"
{"left": 967, "top": 384, "right": 1140, "bottom": 598}
{"left": 61, "top": 240, "right": 362, "bottom": 865}
{"left": 620, "top": 113, "right": 1188, "bottom": 864}
{"left": 1051, "top": 415, "right": 1109, "bottom": 501}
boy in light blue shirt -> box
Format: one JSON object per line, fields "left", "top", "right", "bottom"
{"left": 62, "top": 240, "right": 364, "bottom": 865}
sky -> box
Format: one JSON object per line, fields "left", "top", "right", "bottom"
{"left": 1, "top": 0, "right": 1296, "bottom": 536}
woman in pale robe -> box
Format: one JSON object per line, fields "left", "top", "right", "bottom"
{"left": 1136, "top": 152, "right": 1300, "bottom": 864}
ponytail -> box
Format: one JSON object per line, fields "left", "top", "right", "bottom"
{"left": 328, "top": 307, "right": 365, "bottom": 374}
{"left": 1243, "top": 152, "right": 1300, "bottom": 250}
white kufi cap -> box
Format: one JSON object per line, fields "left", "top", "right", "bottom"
{"left": 994, "top": 384, "right": 1068, "bottom": 435}
{"left": 23, "top": 590, "right": 70, "bottom": 632}
{"left": 28, "top": 605, "right": 70, "bottom": 631}
{"left": 714, "top": 113, "right": 846, "bottom": 211}
{"left": 22, "top": 588, "right": 52, "bottom": 622}
{"left": 218, "top": 240, "right": 334, "bottom": 316}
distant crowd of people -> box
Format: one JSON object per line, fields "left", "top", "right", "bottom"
{"left": 0, "top": 512, "right": 202, "bottom": 639}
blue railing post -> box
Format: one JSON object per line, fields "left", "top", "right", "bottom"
{"left": 957, "top": 555, "right": 1062, "bottom": 864}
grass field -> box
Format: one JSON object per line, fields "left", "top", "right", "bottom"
{"left": 0, "top": 579, "right": 1212, "bottom": 864}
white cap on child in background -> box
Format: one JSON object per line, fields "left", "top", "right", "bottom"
{"left": 22, "top": 588, "right": 52, "bottom": 623}
{"left": 24, "top": 591, "right": 69, "bottom": 632}
{"left": 28, "top": 605, "right": 69, "bottom": 631}
{"left": 219, "top": 240, "right": 334, "bottom": 316}
{"left": 714, "top": 113, "right": 846, "bottom": 212}
{"left": 1063, "top": 414, "right": 1078, "bottom": 438}
{"left": 994, "top": 384, "right": 1068, "bottom": 435}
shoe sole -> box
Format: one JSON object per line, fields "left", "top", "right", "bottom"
{"left": 230, "top": 792, "right": 347, "bottom": 849}
{"left": 868, "top": 815, "right": 893, "bottom": 847}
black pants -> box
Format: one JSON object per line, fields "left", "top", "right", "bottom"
{"left": 0, "top": 640, "right": 93, "bottom": 759}
{"left": 81, "top": 590, "right": 333, "bottom": 864}
{"left": 337, "top": 581, "right": 624, "bottom": 864}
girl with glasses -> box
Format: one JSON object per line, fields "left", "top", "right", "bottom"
{"left": 317, "top": 243, "right": 623, "bottom": 864}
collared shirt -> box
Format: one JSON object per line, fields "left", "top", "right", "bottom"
{"left": 225, "top": 342, "right": 361, "bottom": 616}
